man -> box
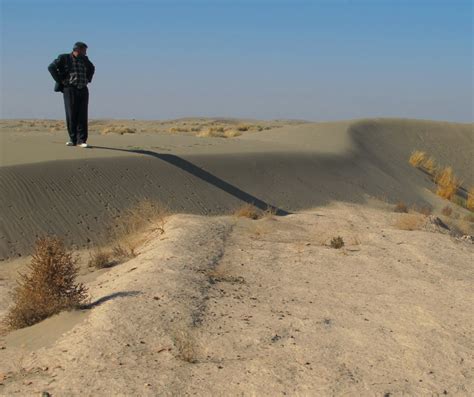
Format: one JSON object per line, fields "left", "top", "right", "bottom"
{"left": 48, "top": 42, "right": 95, "bottom": 148}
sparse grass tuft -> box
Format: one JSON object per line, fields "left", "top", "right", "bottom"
{"left": 113, "top": 199, "right": 168, "bottom": 238}
{"left": 409, "top": 151, "right": 427, "bottom": 168}
{"left": 5, "top": 237, "right": 88, "bottom": 329}
{"left": 441, "top": 206, "right": 453, "bottom": 217}
{"left": 112, "top": 244, "right": 136, "bottom": 261}
{"left": 435, "top": 167, "right": 461, "bottom": 201}
{"left": 262, "top": 206, "right": 278, "bottom": 219}
{"left": 464, "top": 214, "right": 474, "bottom": 223}
{"left": 394, "top": 201, "right": 408, "bottom": 213}
{"left": 394, "top": 214, "right": 425, "bottom": 231}
{"left": 88, "top": 249, "right": 115, "bottom": 269}
{"left": 223, "top": 129, "right": 242, "bottom": 138}
{"left": 234, "top": 204, "right": 262, "bottom": 220}
{"left": 111, "top": 199, "right": 169, "bottom": 258}
{"left": 330, "top": 236, "right": 344, "bottom": 249}
{"left": 173, "top": 330, "right": 199, "bottom": 363}
{"left": 101, "top": 126, "right": 136, "bottom": 135}
{"left": 422, "top": 157, "right": 438, "bottom": 174}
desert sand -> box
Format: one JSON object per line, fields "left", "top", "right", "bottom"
{"left": 1, "top": 205, "right": 473, "bottom": 395}
{"left": 1, "top": 118, "right": 472, "bottom": 259}
{"left": 0, "top": 117, "right": 473, "bottom": 395}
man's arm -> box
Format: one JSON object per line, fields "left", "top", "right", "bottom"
{"left": 48, "top": 55, "right": 63, "bottom": 83}
{"left": 85, "top": 57, "right": 95, "bottom": 83}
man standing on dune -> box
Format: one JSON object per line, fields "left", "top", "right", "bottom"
{"left": 48, "top": 42, "right": 95, "bottom": 148}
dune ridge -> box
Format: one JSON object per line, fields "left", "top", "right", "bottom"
{"left": 1, "top": 118, "right": 473, "bottom": 260}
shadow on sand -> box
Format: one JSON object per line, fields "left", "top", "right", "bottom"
{"left": 82, "top": 290, "right": 141, "bottom": 309}
{"left": 91, "top": 145, "right": 290, "bottom": 216}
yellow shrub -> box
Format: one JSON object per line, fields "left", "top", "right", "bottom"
{"left": 409, "top": 150, "right": 427, "bottom": 167}
{"left": 435, "top": 167, "right": 461, "bottom": 200}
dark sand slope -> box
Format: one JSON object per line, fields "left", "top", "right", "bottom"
{"left": 1, "top": 118, "right": 472, "bottom": 259}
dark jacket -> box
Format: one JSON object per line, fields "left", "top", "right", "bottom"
{"left": 48, "top": 53, "right": 95, "bottom": 92}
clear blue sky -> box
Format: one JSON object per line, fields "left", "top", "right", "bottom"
{"left": 1, "top": 0, "right": 472, "bottom": 121}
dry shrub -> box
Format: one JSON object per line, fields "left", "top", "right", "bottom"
{"left": 209, "top": 126, "right": 225, "bottom": 133}
{"left": 422, "top": 157, "right": 437, "bottom": 174}
{"left": 330, "top": 236, "right": 344, "bottom": 249}
{"left": 409, "top": 151, "right": 427, "bottom": 167}
{"left": 394, "top": 201, "right": 408, "bottom": 213}
{"left": 169, "top": 126, "right": 189, "bottom": 133}
{"left": 88, "top": 249, "right": 114, "bottom": 269}
{"left": 435, "top": 167, "right": 461, "bottom": 201}
{"left": 49, "top": 122, "right": 64, "bottom": 132}
{"left": 196, "top": 129, "right": 221, "bottom": 138}
{"left": 236, "top": 124, "right": 250, "bottom": 131}
{"left": 5, "top": 237, "right": 88, "bottom": 329}
{"left": 467, "top": 187, "right": 474, "bottom": 211}
{"left": 394, "top": 214, "right": 425, "bottom": 231}
{"left": 234, "top": 204, "right": 262, "bottom": 220}
{"left": 223, "top": 129, "right": 242, "bottom": 138}
{"left": 413, "top": 204, "right": 432, "bottom": 216}
{"left": 102, "top": 126, "right": 136, "bottom": 135}
{"left": 197, "top": 126, "right": 240, "bottom": 138}
{"left": 441, "top": 206, "right": 453, "bottom": 217}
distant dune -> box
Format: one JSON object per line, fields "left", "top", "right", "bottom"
{"left": 0, "top": 118, "right": 473, "bottom": 259}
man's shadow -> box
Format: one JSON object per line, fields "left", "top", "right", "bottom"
{"left": 91, "top": 146, "right": 290, "bottom": 216}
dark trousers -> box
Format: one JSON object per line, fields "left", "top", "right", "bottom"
{"left": 63, "top": 86, "right": 89, "bottom": 144}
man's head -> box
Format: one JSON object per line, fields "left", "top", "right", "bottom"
{"left": 72, "top": 42, "right": 88, "bottom": 57}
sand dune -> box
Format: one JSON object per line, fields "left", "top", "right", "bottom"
{"left": 0, "top": 118, "right": 472, "bottom": 260}
{"left": 1, "top": 206, "right": 473, "bottom": 395}
{"left": 0, "top": 118, "right": 473, "bottom": 395}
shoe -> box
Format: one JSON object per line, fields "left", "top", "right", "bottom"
{"left": 78, "top": 143, "right": 89, "bottom": 148}
{"left": 66, "top": 142, "right": 76, "bottom": 146}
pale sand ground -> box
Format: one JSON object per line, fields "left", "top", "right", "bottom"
{"left": 1, "top": 118, "right": 473, "bottom": 259}
{"left": 0, "top": 204, "right": 473, "bottom": 395}
{"left": 0, "top": 117, "right": 473, "bottom": 395}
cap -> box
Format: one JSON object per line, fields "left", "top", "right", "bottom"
{"left": 73, "top": 42, "right": 88, "bottom": 50}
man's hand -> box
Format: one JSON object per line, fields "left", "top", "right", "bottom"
{"left": 48, "top": 55, "right": 63, "bottom": 83}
